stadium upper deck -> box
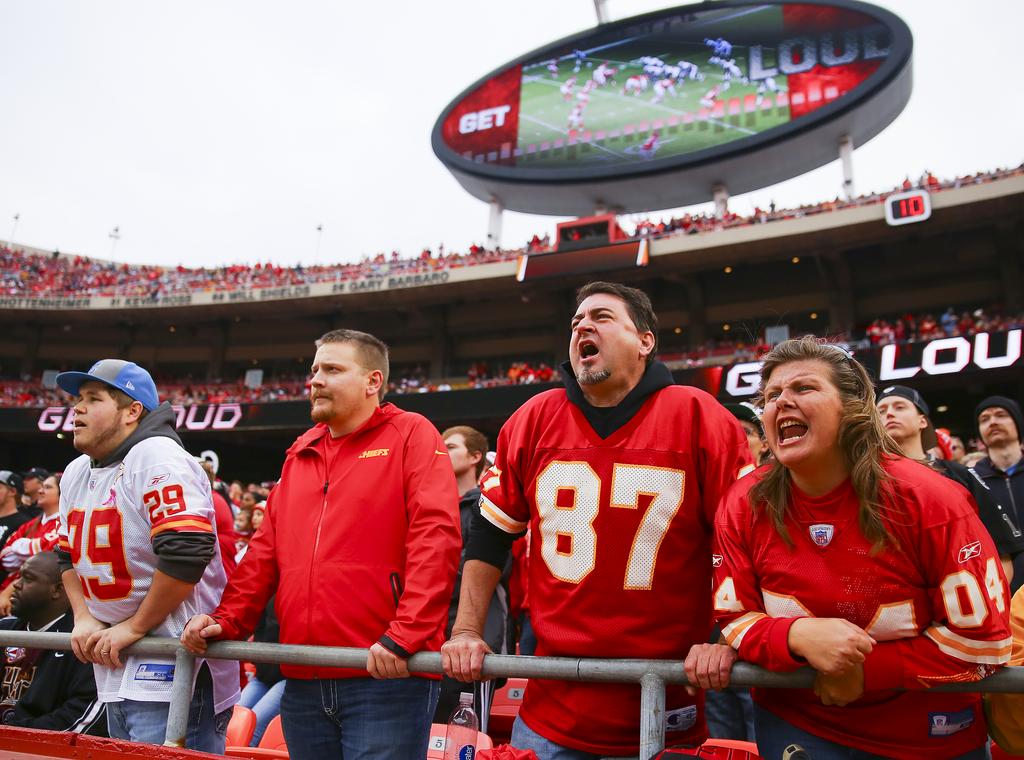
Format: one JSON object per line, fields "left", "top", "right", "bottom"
{"left": 1, "top": 166, "right": 1021, "bottom": 388}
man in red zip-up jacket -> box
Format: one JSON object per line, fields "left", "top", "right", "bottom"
{"left": 182, "top": 329, "right": 461, "bottom": 760}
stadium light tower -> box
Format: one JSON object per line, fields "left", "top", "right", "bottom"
{"left": 593, "top": 0, "right": 609, "bottom": 24}
{"left": 8, "top": 213, "right": 19, "bottom": 248}
{"left": 109, "top": 225, "right": 121, "bottom": 258}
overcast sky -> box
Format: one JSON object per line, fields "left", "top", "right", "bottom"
{"left": 0, "top": 1, "right": 1020, "bottom": 268}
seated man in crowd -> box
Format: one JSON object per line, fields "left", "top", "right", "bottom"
{"left": 0, "top": 552, "right": 106, "bottom": 734}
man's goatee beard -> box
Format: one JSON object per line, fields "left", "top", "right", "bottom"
{"left": 310, "top": 400, "right": 330, "bottom": 423}
{"left": 576, "top": 368, "right": 611, "bottom": 385}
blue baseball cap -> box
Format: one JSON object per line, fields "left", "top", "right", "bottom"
{"left": 56, "top": 359, "right": 160, "bottom": 411}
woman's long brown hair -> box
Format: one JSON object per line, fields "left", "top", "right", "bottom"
{"left": 749, "top": 336, "right": 901, "bottom": 550}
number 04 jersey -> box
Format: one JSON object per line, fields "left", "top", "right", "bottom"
{"left": 713, "top": 457, "right": 1012, "bottom": 758}
{"left": 480, "top": 383, "right": 752, "bottom": 756}
{"left": 58, "top": 436, "right": 237, "bottom": 711}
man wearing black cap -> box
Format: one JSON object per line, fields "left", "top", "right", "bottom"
{"left": 725, "top": 402, "right": 769, "bottom": 467}
{"left": 0, "top": 471, "right": 31, "bottom": 549}
{"left": 973, "top": 396, "right": 1024, "bottom": 589}
{"left": 53, "top": 359, "right": 238, "bottom": 751}
{"left": 19, "top": 468, "right": 49, "bottom": 520}
{"left": 878, "top": 385, "right": 1024, "bottom": 586}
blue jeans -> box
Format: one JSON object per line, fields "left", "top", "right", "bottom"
{"left": 753, "top": 703, "right": 989, "bottom": 760}
{"left": 106, "top": 677, "right": 231, "bottom": 752}
{"left": 705, "top": 686, "right": 755, "bottom": 741}
{"left": 240, "top": 676, "right": 286, "bottom": 746}
{"left": 280, "top": 677, "right": 439, "bottom": 760}
{"left": 511, "top": 715, "right": 637, "bottom": 760}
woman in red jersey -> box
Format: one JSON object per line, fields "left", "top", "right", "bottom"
{"left": 707, "top": 337, "right": 1010, "bottom": 760}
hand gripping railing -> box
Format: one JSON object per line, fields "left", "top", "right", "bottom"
{"left": 2, "top": 631, "right": 1022, "bottom": 759}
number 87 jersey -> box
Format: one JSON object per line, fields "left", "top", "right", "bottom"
{"left": 478, "top": 385, "right": 752, "bottom": 756}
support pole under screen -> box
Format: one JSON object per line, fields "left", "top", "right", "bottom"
{"left": 487, "top": 198, "right": 503, "bottom": 250}
{"left": 840, "top": 134, "right": 855, "bottom": 200}
{"left": 713, "top": 183, "right": 729, "bottom": 220}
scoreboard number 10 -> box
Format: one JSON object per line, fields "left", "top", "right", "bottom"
{"left": 885, "top": 189, "right": 932, "bottom": 226}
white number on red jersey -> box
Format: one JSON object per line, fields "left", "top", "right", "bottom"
{"left": 534, "top": 462, "right": 684, "bottom": 589}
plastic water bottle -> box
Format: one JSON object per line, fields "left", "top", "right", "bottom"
{"left": 444, "top": 691, "right": 479, "bottom": 760}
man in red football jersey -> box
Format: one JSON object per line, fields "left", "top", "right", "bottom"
{"left": 442, "top": 282, "right": 752, "bottom": 758}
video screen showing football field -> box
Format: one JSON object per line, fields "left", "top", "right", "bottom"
{"left": 515, "top": 7, "right": 793, "bottom": 167}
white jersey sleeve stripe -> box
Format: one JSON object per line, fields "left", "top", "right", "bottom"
{"left": 480, "top": 494, "right": 528, "bottom": 534}
{"left": 722, "top": 611, "right": 766, "bottom": 649}
{"left": 925, "top": 624, "right": 1012, "bottom": 664}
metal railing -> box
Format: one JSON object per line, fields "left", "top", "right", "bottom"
{"left": 2, "top": 630, "right": 1022, "bottom": 759}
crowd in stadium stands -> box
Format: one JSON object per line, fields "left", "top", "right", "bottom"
{"left": 630, "top": 164, "right": 1024, "bottom": 238}
{"left": 861, "top": 307, "right": 1024, "bottom": 348}
{"left": 5, "top": 337, "right": 1024, "bottom": 755}
{"left": 4, "top": 270, "right": 1024, "bottom": 758}
{"left": 4, "top": 304, "right": 1022, "bottom": 408}
{"left": 2, "top": 164, "right": 1022, "bottom": 302}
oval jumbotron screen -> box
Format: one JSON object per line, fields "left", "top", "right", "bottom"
{"left": 431, "top": 0, "right": 913, "bottom": 216}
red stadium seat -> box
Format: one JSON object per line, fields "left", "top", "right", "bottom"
{"left": 698, "top": 738, "right": 762, "bottom": 759}
{"left": 656, "top": 739, "right": 762, "bottom": 758}
{"left": 257, "top": 715, "right": 288, "bottom": 751}
{"left": 226, "top": 705, "right": 257, "bottom": 748}
{"left": 488, "top": 677, "right": 527, "bottom": 743}
{"left": 224, "top": 749, "right": 289, "bottom": 760}
{"left": 426, "top": 723, "right": 494, "bottom": 759}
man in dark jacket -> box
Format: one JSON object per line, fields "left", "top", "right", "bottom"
{"left": 877, "top": 385, "right": 1024, "bottom": 583}
{"left": 434, "top": 426, "right": 511, "bottom": 726}
{"left": 973, "top": 396, "right": 1024, "bottom": 591}
{"left": 0, "top": 551, "right": 105, "bottom": 734}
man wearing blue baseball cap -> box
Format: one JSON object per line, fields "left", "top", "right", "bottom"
{"left": 53, "top": 359, "right": 237, "bottom": 751}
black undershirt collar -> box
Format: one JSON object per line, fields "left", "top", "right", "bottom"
{"left": 558, "top": 360, "right": 674, "bottom": 439}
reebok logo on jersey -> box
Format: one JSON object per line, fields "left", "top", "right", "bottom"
{"left": 958, "top": 541, "right": 982, "bottom": 564}
{"left": 148, "top": 474, "right": 169, "bottom": 486}
{"left": 711, "top": 554, "right": 723, "bottom": 568}
{"left": 357, "top": 448, "right": 390, "bottom": 459}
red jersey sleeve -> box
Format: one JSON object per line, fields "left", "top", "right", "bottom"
{"left": 211, "top": 491, "right": 237, "bottom": 578}
{"left": 713, "top": 480, "right": 805, "bottom": 672}
{"left": 862, "top": 490, "right": 1012, "bottom": 690}
{"left": 212, "top": 486, "right": 280, "bottom": 641}
{"left": 383, "top": 417, "right": 461, "bottom": 654}
{"left": 478, "top": 403, "right": 533, "bottom": 535}
{"left": 2, "top": 518, "right": 36, "bottom": 550}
